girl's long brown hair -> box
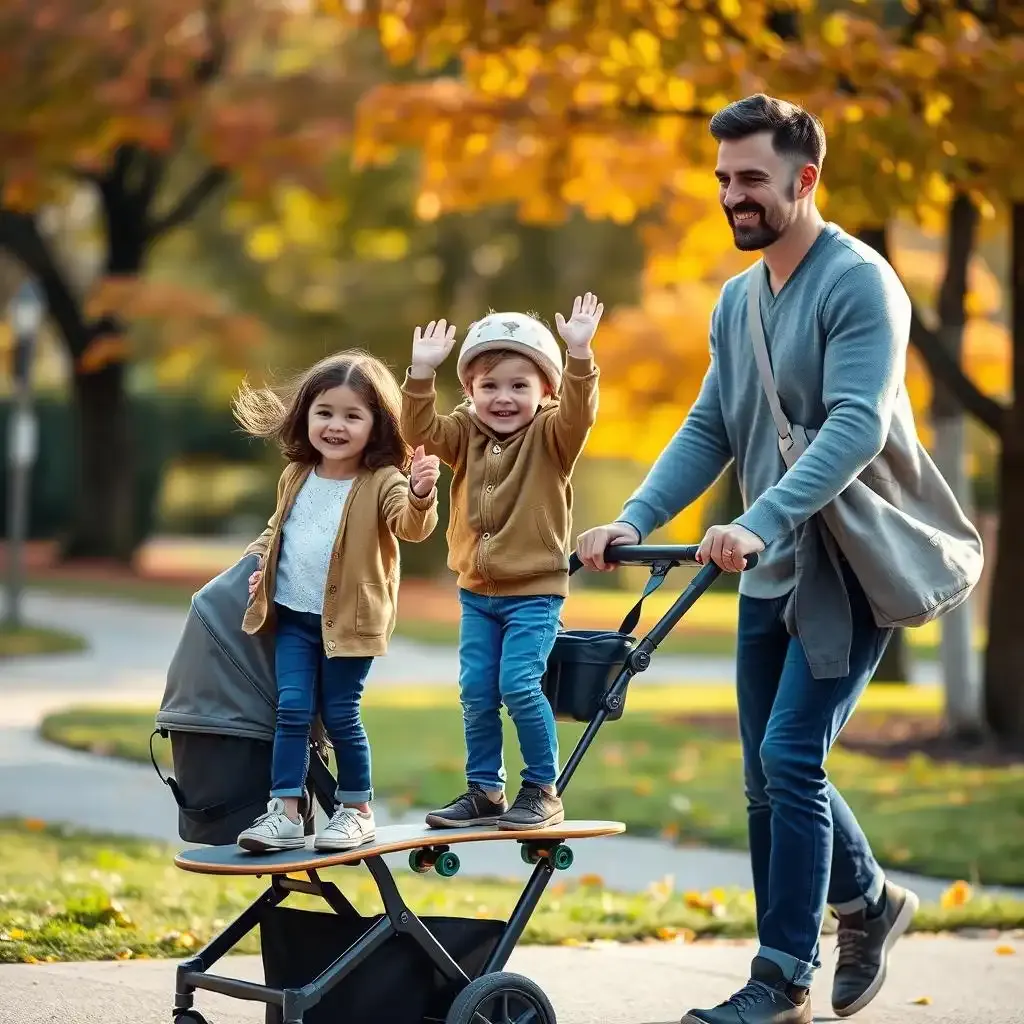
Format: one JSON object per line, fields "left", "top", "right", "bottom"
{"left": 232, "top": 350, "right": 410, "bottom": 471}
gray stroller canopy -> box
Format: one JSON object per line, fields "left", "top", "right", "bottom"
{"left": 157, "top": 553, "right": 277, "bottom": 742}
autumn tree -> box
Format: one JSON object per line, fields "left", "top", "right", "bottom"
{"left": 0, "top": 1, "right": 356, "bottom": 559}
{"left": 337, "top": 0, "right": 1024, "bottom": 740}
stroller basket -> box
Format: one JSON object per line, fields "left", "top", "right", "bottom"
{"left": 541, "top": 629, "right": 634, "bottom": 723}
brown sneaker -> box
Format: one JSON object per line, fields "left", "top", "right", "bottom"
{"left": 681, "top": 956, "right": 812, "bottom": 1024}
{"left": 425, "top": 784, "right": 508, "bottom": 828}
{"left": 832, "top": 881, "right": 920, "bottom": 1017}
{"left": 496, "top": 783, "right": 564, "bottom": 831}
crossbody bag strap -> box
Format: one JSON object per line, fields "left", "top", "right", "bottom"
{"left": 746, "top": 267, "right": 793, "bottom": 447}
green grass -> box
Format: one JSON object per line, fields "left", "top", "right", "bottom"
{"left": 41, "top": 702, "right": 1024, "bottom": 887}
{"left": 0, "top": 623, "right": 87, "bottom": 659}
{"left": 2, "top": 818, "right": 1023, "bottom": 965}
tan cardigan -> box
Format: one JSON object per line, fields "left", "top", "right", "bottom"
{"left": 242, "top": 462, "right": 438, "bottom": 656}
{"left": 400, "top": 354, "right": 599, "bottom": 598}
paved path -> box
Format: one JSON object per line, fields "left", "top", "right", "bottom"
{"left": 0, "top": 591, "right": 1011, "bottom": 905}
{"left": 1, "top": 934, "right": 1020, "bottom": 1024}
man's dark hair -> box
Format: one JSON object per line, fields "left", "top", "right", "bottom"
{"left": 709, "top": 94, "right": 826, "bottom": 168}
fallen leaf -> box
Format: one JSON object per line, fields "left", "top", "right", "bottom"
{"left": 22, "top": 819, "right": 46, "bottom": 833}
{"left": 995, "top": 944, "right": 1016, "bottom": 955}
{"left": 910, "top": 996, "right": 933, "bottom": 1005}
{"left": 940, "top": 880, "right": 973, "bottom": 908}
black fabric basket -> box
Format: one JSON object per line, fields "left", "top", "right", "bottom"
{"left": 260, "top": 905, "right": 505, "bottom": 1024}
{"left": 540, "top": 628, "right": 634, "bottom": 723}
{"left": 153, "top": 730, "right": 318, "bottom": 846}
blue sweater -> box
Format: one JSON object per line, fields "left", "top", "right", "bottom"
{"left": 618, "top": 222, "right": 912, "bottom": 604}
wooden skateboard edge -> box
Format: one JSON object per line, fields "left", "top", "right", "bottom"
{"left": 173, "top": 819, "right": 626, "bottom": 876}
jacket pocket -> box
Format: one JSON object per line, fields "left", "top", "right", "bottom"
{"left": 356, "top": 582, "right": 390, "bottom": 637}
{"left": 533, "top": 506, "right": 565, "bottom": 570}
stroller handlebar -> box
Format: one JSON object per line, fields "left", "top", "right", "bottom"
{"left": 568, "top": 545, "right": 759, "bottom": 574}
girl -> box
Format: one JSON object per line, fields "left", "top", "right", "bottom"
{"left": 233, "top": 350, "right": 440, "bottom": 853}
{"left": 401, "top": 294, "right": 602, "bottom": 831}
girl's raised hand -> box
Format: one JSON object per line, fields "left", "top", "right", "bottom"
{"left": 555, "top": 292, "right": 604, "bottom": 355}
{"left": 410, "top": 445, "right": 440, "bottom": 498}
{"left": 411, "top": 319, "right": 458, "bottom": 375}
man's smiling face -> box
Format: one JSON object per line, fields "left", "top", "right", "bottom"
{"left": 715, "top": 131, "right": 810, "bottom": 252}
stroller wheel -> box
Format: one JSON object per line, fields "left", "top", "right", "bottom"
{"left": 174, "top": 1013, "right": 209, "bottom": 1024}
{"left": 446, "top": 971, "right": 556, "bottom": 1024}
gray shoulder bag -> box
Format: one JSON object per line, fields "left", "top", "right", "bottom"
{"left": 745, "top": 267, "right": 983, "bottom": 628}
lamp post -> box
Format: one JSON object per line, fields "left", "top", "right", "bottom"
{"left": 5, "top": 278, "right": 45, "bottom": 629}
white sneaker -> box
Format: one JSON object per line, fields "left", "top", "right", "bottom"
{"left": 314, "top": 806, "right": 376, "bottom": 852}
{"left": 237, "top": 798, "right": 306, "bottom": 853}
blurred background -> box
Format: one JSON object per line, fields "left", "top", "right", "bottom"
{"left": 2, "top": 0, "right": 1018, "bottom": 737}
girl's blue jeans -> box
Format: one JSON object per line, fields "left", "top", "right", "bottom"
{"left": 270, "top": 603, "right": 374, "bottom": 804}
{"left": 457, "top": 589, "right": 563, "bottom": 791}
{"left": 737, "top": 566, "right": 889, "bottom": 988}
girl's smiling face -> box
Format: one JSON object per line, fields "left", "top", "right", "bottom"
{"left": 468, "top": 355, "right": 548, "bottom": 435}
{"left": 307, "top": 384, "right": 374, "bottom": 477}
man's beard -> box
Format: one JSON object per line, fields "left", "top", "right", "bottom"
{"left": 725, "top": 202, "right": 784, "bottom": 252}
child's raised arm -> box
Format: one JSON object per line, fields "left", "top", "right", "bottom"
{"left": 401, "top": 319, "right": 467, "bottom": 468}
{"left": 544, "top": 292, "right": 603, "bottom": 472}
{"left": 381, "top": 453, "right": 440, "bottom": 542}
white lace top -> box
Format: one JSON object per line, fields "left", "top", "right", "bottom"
{"left": 274, "top": 471, "right": 354, "bottom": 616}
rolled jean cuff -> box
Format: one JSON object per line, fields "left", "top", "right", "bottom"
{"left": 758, "top": 945, "right": 819, "bottom": 989}
{"left": 468, "top": 775, "right": 505, "bottom": 793}
{"left": 270, "top": 786, "right": 306, "bottom": 799}
{"left": 335, "top": 787, "right": 373, "bottom": 804}
{"left": 831, "top": 870, "right": 886, "bottom": 916}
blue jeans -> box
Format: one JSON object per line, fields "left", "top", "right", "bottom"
{"left": 271, "top": 603, "right": 374, "bottom": 804}
{"left": 457, "top": 590, "right": 563, "bottom": 791}
{"left": 737, "top": 569, "right": 889, "bottom": 987}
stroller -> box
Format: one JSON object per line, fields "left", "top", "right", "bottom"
{"left": 154, "top": 543, "right": 753, "bottom": 1024}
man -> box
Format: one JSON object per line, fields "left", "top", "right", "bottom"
{"left": 577, "top": 95, "right": 920, "bottom": 1024}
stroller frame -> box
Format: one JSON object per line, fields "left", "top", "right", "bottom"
{"left": 171, "top": 544, "right": 750, "bottom": 1024}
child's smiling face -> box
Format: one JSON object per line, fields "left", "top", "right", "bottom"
{"left": 307, "top": 384, "right": 374, "bottom": 475}
{"left": 467, "top": 354, "right": 548, "bottom": 435}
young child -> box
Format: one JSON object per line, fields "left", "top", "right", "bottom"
{"left": 233, "top": 350, "right": 440, "bottom": 853}
{"left": 401, "top": 293, "right": 602, "bottom": 831}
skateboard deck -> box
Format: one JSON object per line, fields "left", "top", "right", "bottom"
{"left": 174, "top": 819, "right": 625, "bottom": 876}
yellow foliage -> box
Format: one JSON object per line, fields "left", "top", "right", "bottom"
{"left": 246, "top": 224, "right": 285, "bottom": 263}
{"left": 338, "top": 0, "right": 1014, "bottom": 515}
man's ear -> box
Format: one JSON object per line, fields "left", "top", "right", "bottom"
{"left": 797, "top": 162, "right": 819, "bottom": 199}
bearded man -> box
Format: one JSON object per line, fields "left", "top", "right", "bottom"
{"left": 577, "top": 95, "right": 924, "bottom": 1024}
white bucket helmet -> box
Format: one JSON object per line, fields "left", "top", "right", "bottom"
{"left": 456, "top": 312, "right": 563, "bottom": 393}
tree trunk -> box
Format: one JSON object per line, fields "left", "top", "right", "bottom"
{"left": 983, "top": 201, "right": 1024, "bottom": 744}
{"left": 872, "top": 629, "right": 910, "bottom": 683}
{"left": 932, "top": 193, "right": 985, "bottom": 737}
{"left": 62, "top": 359, "right": 136, "bottom": 561}
{"left": 933, "top": 412, "right": 984, "bottom": 732}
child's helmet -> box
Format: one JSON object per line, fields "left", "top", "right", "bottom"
{"left": 456, "top": 312, "right": 563, "bottom": 393}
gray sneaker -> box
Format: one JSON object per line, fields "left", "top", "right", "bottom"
{"left": 832, "top": 881, "right": 920, "bottom": 1017}
{"left": 681, "top": 956, "right": 812, "bottom": 1024}
{"left": 425, "top": 784, "right": 508, "bottom": 828}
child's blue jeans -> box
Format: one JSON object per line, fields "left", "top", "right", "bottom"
{"left": 457, "top": 589, "right": 563, "bottom": 791}
{"left": 271, "top": 603, "right": 374, "bottom": 804}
